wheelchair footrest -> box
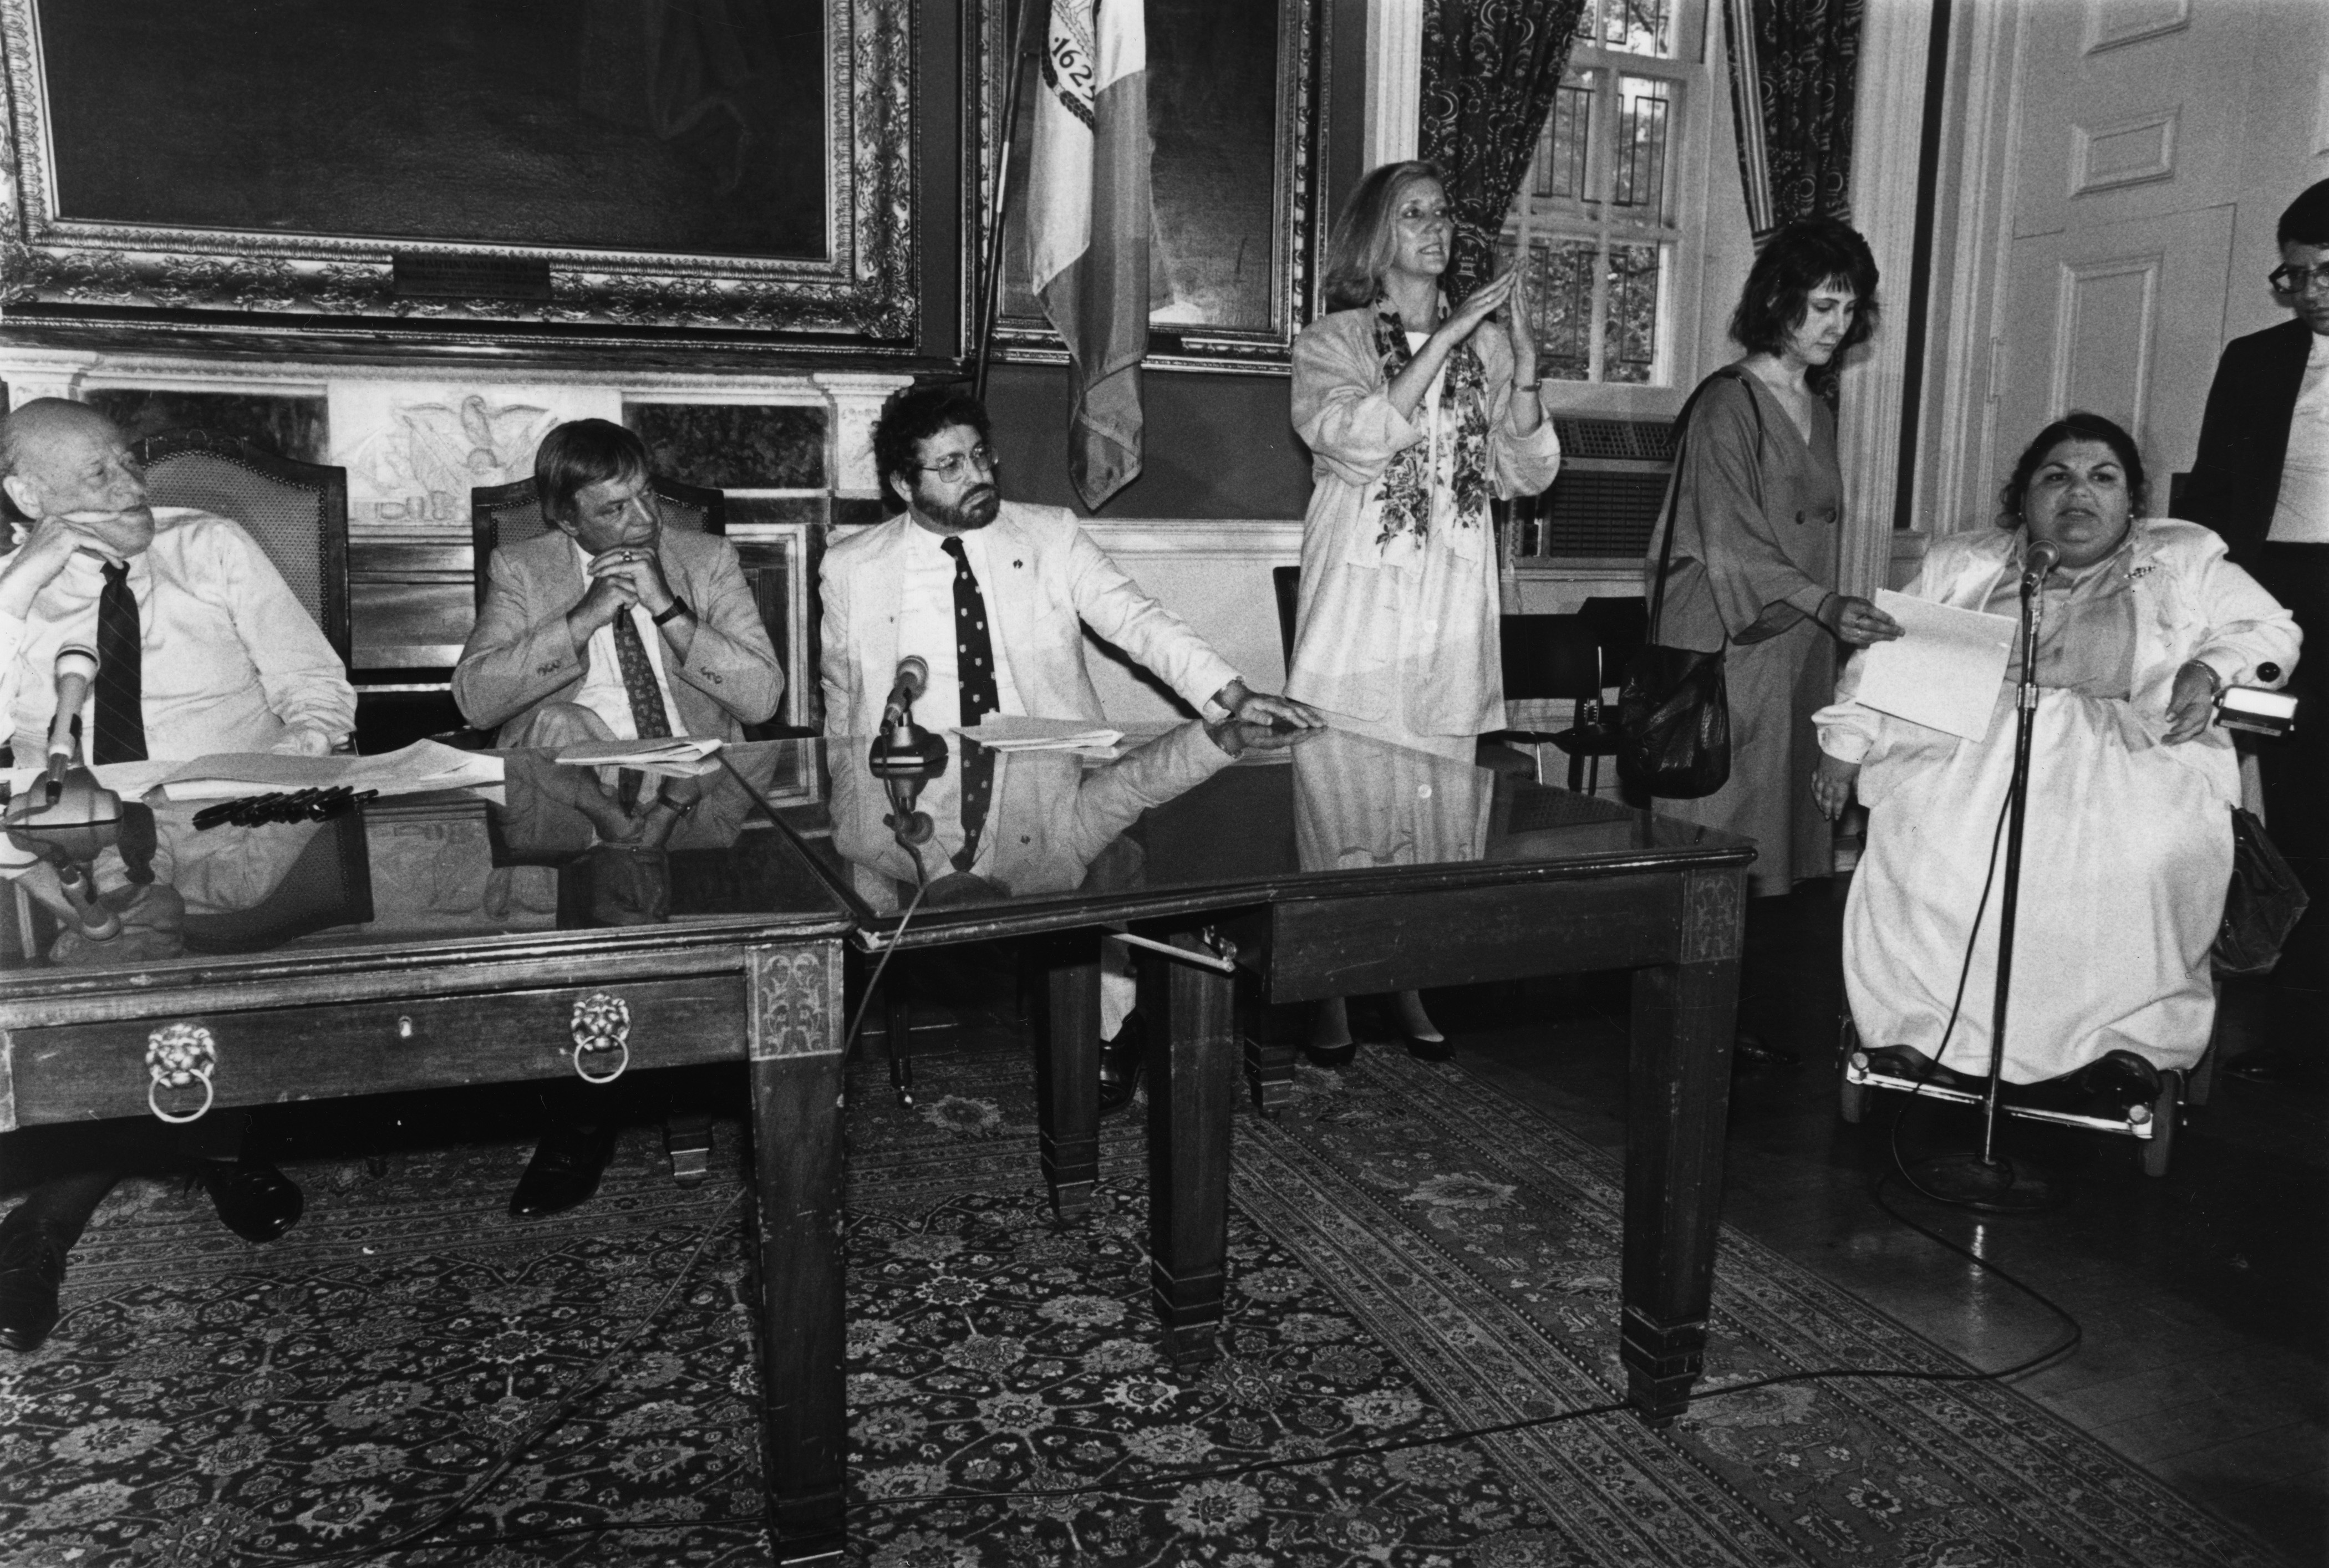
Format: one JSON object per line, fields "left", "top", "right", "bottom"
{"left": 1844, "top": 1056, "right": 2158, "bottom": 1141}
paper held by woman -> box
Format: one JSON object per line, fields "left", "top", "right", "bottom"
{"left": 1849, "top": 590, "right": 2016, "bottom": 741}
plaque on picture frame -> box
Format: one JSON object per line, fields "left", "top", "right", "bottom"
{"left": 0, "top": 0, "right": 914, "bottom": 347}
{"left": 968, "top": 0, "right": 1328, "bottom": 373}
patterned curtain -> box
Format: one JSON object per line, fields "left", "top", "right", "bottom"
{"left": 1723, "top": 0, "right": 1864, "bottom": 241}
{"left": 1418, "top": 0, "right": 1591, "bottom": 301}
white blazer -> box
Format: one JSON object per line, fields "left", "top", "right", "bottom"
{"left": 818, "top": 501, "right": 1240, "bottom": 737}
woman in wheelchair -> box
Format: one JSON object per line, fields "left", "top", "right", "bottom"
{"left": 1811, "top": 413, "right": 2300, "bottom": 1113}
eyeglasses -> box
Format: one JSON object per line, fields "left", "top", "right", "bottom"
{"left": 914, "top": 444, "right": 999, "bottom": 482}
{"left": 2269, "top": 262, "right": 2329, "bottom": 295}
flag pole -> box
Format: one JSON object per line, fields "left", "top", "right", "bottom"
{"left": 974, "top": 0, "right": 1045, "bottom": 401}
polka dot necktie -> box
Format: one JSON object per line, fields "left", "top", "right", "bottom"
{"left": 91, "top": 559, "right": 148, "bottom": 765}
{"left": 940, "top": 537, "right": 1001, "bottom": 729}
{"left": 940, "top": 537, "right": 1000, "bottom": 875}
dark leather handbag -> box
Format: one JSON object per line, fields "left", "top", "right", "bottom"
{"left": 2213, "top": 806, "right": 2310, "bottom": 976}
{"left": 1618, "top": 371, "right": 1749, "bottom": 800}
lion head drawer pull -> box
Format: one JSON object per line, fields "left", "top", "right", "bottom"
{"left": 568, "top": 992, "right": 632, "bottom": 1085}
{"left": 146, "top": 1021, "right": 217, "bottom": 1124}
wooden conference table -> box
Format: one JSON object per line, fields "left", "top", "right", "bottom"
{"left": 0, "top": 746, "right": 857, "bottom": 1562}
{"left": 744, "top": 720, "right": 1755, "bottom": 1427}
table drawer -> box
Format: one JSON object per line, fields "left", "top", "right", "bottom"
{"left": 2, "top": 974, "right": 747, "bottom": 1127}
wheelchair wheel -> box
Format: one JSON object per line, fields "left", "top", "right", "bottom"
{"left": 2139, "top": 1070, "right": 2183, "bottom": 1178}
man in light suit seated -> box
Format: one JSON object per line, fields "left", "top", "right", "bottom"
{"left": 454, "top": 417, "right": 784, "bottom": 1218}
{"left": 453, "top": 418, "right": 782, "bottom": 749}
{"left": 821, "top": 383, "right": 1319, "bottom": 1109}
{"left": 0, "top": 399, "right": 357, "bottom": 1353}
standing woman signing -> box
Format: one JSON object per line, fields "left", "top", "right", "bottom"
{"left": 1644, "top": 218, "right": 1900, "bottom": 1061}
{"left": 1285, "top": 160, "right": 1563, "bottom": 1059}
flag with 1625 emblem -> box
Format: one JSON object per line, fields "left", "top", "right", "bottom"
{"left": 1026, "top": 0, "right": 1150, "bottom": 510}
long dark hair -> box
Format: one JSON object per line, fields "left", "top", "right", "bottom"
{"left": 1320, "top": 160, "right": 1447, "bottom": 312}
{"left": 1999, "top": 411, "right": 2149, "bottom": 526}
{"left": 1728, "top": 218, "right": 1880, "bottom": 390}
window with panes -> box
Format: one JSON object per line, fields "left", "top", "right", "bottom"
{"left": 1499, "top": 0, "right": 1701, "bottom": 388}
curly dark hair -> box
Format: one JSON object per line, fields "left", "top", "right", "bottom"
{"left": 1998, "top": 410, "right": 2149, "bottom": 526}
{"left": 872, "top": 382, "right": 993, "bottom": 510}
{"left": 535, "top": 419, "right": 650, "bottom": 525}
{"left": 1728, "top": 218, "right": 1881, "bottom": 388}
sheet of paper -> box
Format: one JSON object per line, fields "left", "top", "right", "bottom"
{"left": 552, "top": 737, "right": 724, "bottom": 767}
{"left": 1850, "top": 590, "right": 2016, "bottom": 742}
{"left": 952, "top": 715, "right": 1126, "bottom": 752}
{"left": 155, "top": 740, "right": 505, "bottom": 801}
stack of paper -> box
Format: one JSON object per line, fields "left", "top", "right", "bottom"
{"left": 1850, "top": 590, "right": 2017, "bottom": 741}
{"left": 953, "top": 716, "right": 1125, "bottom": 753}
{"left": 552, "top": 736, "right": 724, "bottom": 767}
{"left": 156, "top": 740, "right": 506, "bottom": 802}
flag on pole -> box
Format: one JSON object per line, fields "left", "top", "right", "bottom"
{"left": 1026, "top": 0, "right": 1150, "bottom": 510}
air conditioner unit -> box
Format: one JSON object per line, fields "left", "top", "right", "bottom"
{"left": 1519, "top": 417, "right": 1675, "bottom": 561}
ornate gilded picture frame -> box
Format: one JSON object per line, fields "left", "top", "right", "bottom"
{"left": 967, "top": 0, "right": 1327, "bottom": 373}
{"left": 0, "top": 0, "right": 914, "bottom": 345}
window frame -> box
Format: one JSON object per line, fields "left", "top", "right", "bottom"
{"left": 1501, "top": 0, "right": 1717, "bottom": 405}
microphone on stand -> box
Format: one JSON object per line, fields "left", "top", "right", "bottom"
{"left": 881, "top": 656, "right": 929, "bottom": 734}
{"left": 2021, "top": 538, "right": 2061, "bottom": 589}
{"left": 869, "top": 654, "right": 947, "bottom": 777}
{"left": 46, "top": 645, "right": 98, "bottom": 803}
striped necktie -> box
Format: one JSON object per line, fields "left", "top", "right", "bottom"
{"left": 91, "top": 559, "right": 148, "bottom": 764}
{"left": 609, "top": 609, "right": 673, "bottom": 739}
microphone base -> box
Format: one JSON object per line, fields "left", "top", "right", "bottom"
{"left": 1903, "top": 1149, "right": 2069, "bottom": 1215}
{"left": 867, "top": 722, "right": 947, "bottom": 778}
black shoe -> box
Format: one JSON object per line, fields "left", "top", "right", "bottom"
{"left": 510, "top": 1122, "right": 617, "bottom": 1219}
{"left": 2079, "top": 1050, "right": 2162, "bottom": 1116}
{"left": 1301, "top": 1041, "right": 1358, "bottom": 1069}
{"left": 0, "top": 1214, "right": 70, "bottom": 1353}
{"left": 195, "top": 1159, "right": 304, "bottom": 1245}
{"left": 1400, "top": 1029, "right": 1453, "bottom": 1063}
{"left": 1734, "top": 1030, "right": 1799, "bottom": 1067}
{"left": 1098, "top": 1014, "right": 1145, "bottom": 1117}
{"left": 1864, "top": 1045, "right": 1970, "bottom": 1092}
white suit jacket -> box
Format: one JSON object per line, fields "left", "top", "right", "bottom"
{"left": 818, "top": 502, "right": 1239, "bottom": 736}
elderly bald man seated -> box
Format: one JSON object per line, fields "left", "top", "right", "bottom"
{"left": 0, "top": 399, "right": 357, "bottom": 1353}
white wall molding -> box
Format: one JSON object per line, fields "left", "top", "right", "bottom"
{"left": 1836, "top": 0, "right": 1935, "bottom": 597}
{"left": 1920, "top": 0, "right": 2032, "bottom": 538}
{"left": 1364, "top": 0, "right": 1425, "bottom": 171}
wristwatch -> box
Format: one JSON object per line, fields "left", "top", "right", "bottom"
{"left": 652, "top": 594, "right": 691, "bottom": 626}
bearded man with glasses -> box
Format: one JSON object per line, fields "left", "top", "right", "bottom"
{"left": 820, "top": 383, "right": 1320, "bottom": 1112}
{"left": 2185, "top": 179, "right": 2329, "bottom": 1082}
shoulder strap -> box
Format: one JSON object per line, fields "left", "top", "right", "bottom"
{"left": 1647, "top": 366, "right": 1760, "bottom": 643}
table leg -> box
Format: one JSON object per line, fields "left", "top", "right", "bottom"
{"left": 1030, "top": 928, "right": 1102, "bottom": 1218}
{"left": 1145, "top": 932, "right": 1237, "bottom": 1371}
{"left": 1620, "top": 868, "right": 1744, "bottom": 1426}
{"left": 745, "top": 941, "right": 848, "bottom": 1564}
{"left": 1242, "top": 993, "right": 1296, "bottom": 1120}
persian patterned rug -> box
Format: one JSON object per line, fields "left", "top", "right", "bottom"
{"left": 0, "top": 1046, "right": 2277, "bottom": 1567}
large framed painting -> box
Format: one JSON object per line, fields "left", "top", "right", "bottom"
{"left": 0, "top": 0, "right": 914, "bottom": 344}
{"left": 968, "top": 0, "right": 1327, "bottom": 372}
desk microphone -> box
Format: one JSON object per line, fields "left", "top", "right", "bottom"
{"left": 882, "top": 655, "right": 929, "bottom": 733}
{"left": 46, "top": 645, "right": 98, "bottom": 800}
{"left": 2021, "top": 539, "right": 2061, "bottom": 588}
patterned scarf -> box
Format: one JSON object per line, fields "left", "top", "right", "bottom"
{"left": 1371, "top": 298, "right": 1492, "bottom": 549}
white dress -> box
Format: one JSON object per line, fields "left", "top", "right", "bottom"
{"left": 1816, "top": 520, "right": 2300, "bottom": 1082}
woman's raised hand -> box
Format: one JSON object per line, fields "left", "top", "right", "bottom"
{"left": 1501, "top": 266, "right": 1537, "bottom": 383}
{"left": 1439, "top": 271, "right": 1517, "bottom": 345}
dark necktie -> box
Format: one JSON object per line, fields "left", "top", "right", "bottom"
{"left": 609, "top": 609, "right": 673, "bottom": 739}
{"left": 941, "top": 537, "right": 1001, "bottom": 730}
{"left": 953, "top": 741, "right": 995, "bottom": 874}
{"left": 91, "top": 559, "right": 148, "bottom": 764}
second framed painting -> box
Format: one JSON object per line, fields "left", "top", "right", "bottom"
{"left": 968, "top": 0, "right": 1328, "bottom": 373}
